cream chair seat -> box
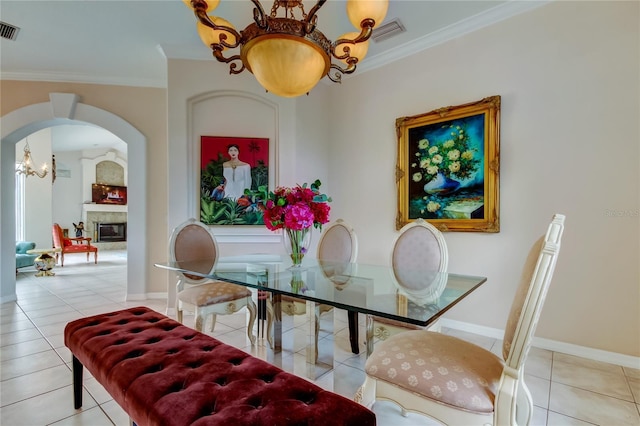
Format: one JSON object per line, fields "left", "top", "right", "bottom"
{"left": 171, "top": 218, "right": 256, "bottom": 345}
{"left": 366, "top": 218, "right": 448, "bottom": 356}
{"left": 356, "top": 214, "right": 565, "bottom": 425}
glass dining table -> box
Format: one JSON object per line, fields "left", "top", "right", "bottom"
{"left": 155, "top": 257, "right": 487, "bottom": 379}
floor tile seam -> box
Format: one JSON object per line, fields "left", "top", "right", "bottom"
{"left": 623, "top": 374, "right": 640, "bottom": 404}
{"left": 552, "top": 380, "right": 638, "bottom": 404}
{"left": 0, "top": 380, "right": 76, "bottom": 409}
{"left": 0, "top": 357, "right": 67, "bottom": 382}
{"left": 549, "top": 367, "right": 636, "bottom": 401}
{"left": 546, "top": 408, "right": 599, "bottom": 425}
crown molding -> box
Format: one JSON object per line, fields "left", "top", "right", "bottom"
{"left": 357, "top": 0, "right": 551, "bottom": 75}
{"left": 1, "top": 1, "right": 550, "bottom": 89}
{"left": 0, "top": 70, "right": 166, "bottom": 88}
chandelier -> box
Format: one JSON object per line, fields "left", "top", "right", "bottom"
{"left": 184, "top": 0, "right": 389, "bottom": 98}
{"left": 15, "top": 140, "right": 48, "bottom": 179}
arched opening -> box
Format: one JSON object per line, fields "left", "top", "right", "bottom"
{"left": 1, "top": 93, "right": 147, "bottom": 302}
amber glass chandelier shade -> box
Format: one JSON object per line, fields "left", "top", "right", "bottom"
{"left": 243, "top": 36, "right": 330, "bottom": 98}
{"left": 196, "top": 16, "right": 237, "bottom": 49}
{"left": 338, "top": 32, "right": 369, "bottom": 63}
{"left": 183, "top": 0, "right": 219, "bottom": 13}
{"left": 346, "top": 0, "right": 389, "bottom": 29}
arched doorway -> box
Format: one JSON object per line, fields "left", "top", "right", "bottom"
{"left": 1, "top": 93, "right": 147, "bottom": 302}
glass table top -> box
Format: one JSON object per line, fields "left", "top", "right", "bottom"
{"left": 155, "top": 257, "right": 487, "bottom": 327}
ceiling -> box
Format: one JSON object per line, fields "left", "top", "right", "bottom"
{"left": 1, "top": 0, "right": 540, "bottom": 152}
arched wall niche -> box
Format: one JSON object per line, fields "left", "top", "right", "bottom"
{"left": 1, "top": 93, "right": 147, "bottom": 302}
{"left": 186, "top": 90, "right": 280, "bottom": 243}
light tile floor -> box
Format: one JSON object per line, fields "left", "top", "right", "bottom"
{"left": 2, "top": 250, "right": 639, "bottom": 425}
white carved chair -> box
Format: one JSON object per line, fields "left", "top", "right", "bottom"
{"left": 366, "top": 218, "right": 448, "bottom": 356}
{"left": 266, "top": 219, "right": 358, "bottom": 355}
{"left": 356, "top": 214, "right": 565, "bottom": 426}
{"left": 172, "top": 218, "right": 256, "bottom": 345}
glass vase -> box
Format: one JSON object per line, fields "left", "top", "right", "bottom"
{"left": 283, "top": 227, "right": 312, "bottom": 268}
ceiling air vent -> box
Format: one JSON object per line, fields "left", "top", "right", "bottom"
{"left": 0, "top": 21, "right": 20, "bottom": 41}
{"left": 371, "top": 18, "right": 405, "bottom": 43}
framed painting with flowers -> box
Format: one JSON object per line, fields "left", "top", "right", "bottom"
{"left": 395, "top": 96, "right": 500, "bottom": 232}
{"left": 200, "top": 136, "right": 270, "bottom": 225}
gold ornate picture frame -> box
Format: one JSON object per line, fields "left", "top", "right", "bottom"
{"left": 396, "top": 96, "right": 500, "bottom": 232}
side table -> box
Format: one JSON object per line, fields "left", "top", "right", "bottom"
{"left": 26, "top": 248, "right": 62, "bottom": 277}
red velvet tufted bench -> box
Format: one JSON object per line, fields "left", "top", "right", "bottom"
{"left": 64, "top": 306, "right": 375, "bottom": 426}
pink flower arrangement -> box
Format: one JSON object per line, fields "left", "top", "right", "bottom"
{"left": 262, "top": 180, "right": 331, "bottom": 231}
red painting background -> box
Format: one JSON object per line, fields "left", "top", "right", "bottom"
{"left": 201, "top": 136, "right": 269, "bottom": 170}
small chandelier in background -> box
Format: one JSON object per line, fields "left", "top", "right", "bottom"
{"left": 184, "top": 0, "right": 389, "bottom": 98}
{"left": 15, "top": 139, "right": 48, "bottom": 179}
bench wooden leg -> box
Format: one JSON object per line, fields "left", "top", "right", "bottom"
{"left": 72, "top": 355, "right": 83, "bottom": 409}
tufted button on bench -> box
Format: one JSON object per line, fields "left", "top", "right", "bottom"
{"left": 65, "top": 306, "right": 375, "bottom": 426}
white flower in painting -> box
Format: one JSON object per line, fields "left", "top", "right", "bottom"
{"left": 426, "top": 165, "right": 438, "bottom": 175}
{"left": 432, "top": 154, "right": 443, "bottom": 164}
{"left": 418, "top": 138, "right": 430, "bottom": 149}
{"left": 401, "top": 362, "right": 411, "bottom": 370}
{"left": 443, "top": 139, "right": 455, "bottom": 149}
{"left": 412, "top": 172, "right": 422, "bottom": 182}
{"left": 428, "top": 146, "right": 438, "bottom": 155}
{"left": 462, "top": 150, "right": 474, "bottom": 160}
{"left": 387, "top": 368, "right": 397, "bottom": 379}
{"left": 427, "top": 201, "right": 441, "bottom": 213}
{"left": 408, "top": 375, "right": 419, "bottom": 386}
{"left": 459, "top": 134, "right": 464, "bottom": 140}
{"left": 447, "top": 149, "right": 460, "bottom": 160}
{"left": 419, "top": 158, "right": 431, "bottom": 168}
{"left": 449, "top": 162, "right": 461, "bottom": 173}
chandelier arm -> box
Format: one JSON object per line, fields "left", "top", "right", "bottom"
{"left": 327, "top": 66, "right": 344, "bottom": 83}
{"left": 331, "top": 19, "right": 373, "bottom": 61}
{"left": 195, "top": 9, "right": 242, "bottom": 50}
{"left": 251, "top": 0, "right": 268, "bottom": 29}
{"left": 304, "top": 0, "right": 326, "bottom": 33}
{"left": 211, "top": 49, "right": 246, "bottom": 74}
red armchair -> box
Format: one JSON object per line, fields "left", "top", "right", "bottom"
{"left": 52, "top": 223, "right": 98, "bottom": 266}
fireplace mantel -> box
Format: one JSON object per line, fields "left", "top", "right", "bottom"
{"left": 83, "top": 204, "right": 127, "bottom": 213}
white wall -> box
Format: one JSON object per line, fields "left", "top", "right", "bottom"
{"left": 52, "top": 151, "right": 85, "bottom": 229}
{"left": 327, "top": 1, "right": 639, "bottom": 357}
{"left": 18, "top": 130, "right": 53, "bottom": 249}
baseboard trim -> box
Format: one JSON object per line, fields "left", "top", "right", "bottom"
{"left": 440, "top": 318, "right": 640, "bottom": 369}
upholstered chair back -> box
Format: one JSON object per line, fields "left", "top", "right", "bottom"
{"left": 169, "top": 219, "right": 218, "bottom": 284}
{"left": 52, "top": 223, "right": 65, "bottom": 249}
{"left": 391, "top": 219, "right": 448, "bottom": 291}
{"left": 502, "top": 214, "right": 565, "bottom": 371}
{"left": 317, "top": 219, "right": 358, "bottom": 263}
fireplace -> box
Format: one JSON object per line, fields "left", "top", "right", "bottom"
{"left": 96, "top": 222, "right": 127, "bottom": 242}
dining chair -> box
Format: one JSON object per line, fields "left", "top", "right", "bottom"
{"left": 356, "top": 214, "right": 565, "bottom": 426}
{"left": 265, "top": 219, "right": 358, "bottom": 356}
{"left": 366, "top": 218, "right": 448, "bottom": 357}
{"left": 171, "top": 218, "right": 256, "bottom": 345}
